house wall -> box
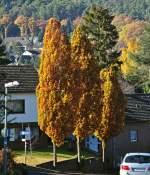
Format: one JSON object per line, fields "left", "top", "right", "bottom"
{"left": 85, "top": 122, "right": 150, "bottom": 167}
{"left": 109, "top": 122, "right": 150, "bottom": 163}
{"left": 0, "top": 93, "right": 41, "bottom": 147}
{"left": 7, "top": 93, "right": 37, "bottom": 123}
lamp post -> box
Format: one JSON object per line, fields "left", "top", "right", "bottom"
{"left": 3, "top": 81, "right": 19, "bottom": 175}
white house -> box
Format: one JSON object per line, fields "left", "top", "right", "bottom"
{"left": 0, "top": 65, "right": 40, "bottom": 145}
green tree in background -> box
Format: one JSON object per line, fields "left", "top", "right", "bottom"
{"left": 0, "top": 37, "right": 10, "bottom": 65}
{"left": 131, "top": 24, "right": 150, "bottom": 93}
{"left": 81, "top": 5, "right": 120, "bottom": 68}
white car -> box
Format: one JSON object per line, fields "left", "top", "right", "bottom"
{"left": 120, "top": 153, "right": 150, "bottom": 175}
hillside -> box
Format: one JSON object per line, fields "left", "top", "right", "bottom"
{"left": 0, "top": 0, "right": 150, "bottom": 21}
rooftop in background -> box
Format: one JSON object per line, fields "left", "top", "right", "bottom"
{"left": 0, "top": 65, "right": 38, "bottom": 93}
{"left": 4, "top": 37, "right": 30, "bottom": 46}
{"left": 126, "top": 94, "right": 150, "bottom": 122}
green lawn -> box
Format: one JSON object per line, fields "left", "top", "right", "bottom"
{"left": 13, "top": 146, "right": 94, "bottom": 166}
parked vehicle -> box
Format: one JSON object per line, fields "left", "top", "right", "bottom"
{"left": 120, "top": 153, "right": 150, "bottom": 175}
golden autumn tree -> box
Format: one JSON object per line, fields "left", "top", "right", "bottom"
{"left": 95, "top": 65, "right": 126, "bottom": 163}
{"left": 28, "top": 17, "right": 37, "bottom": 44}
{"left": 0, "top": 15, "right": 10, "bottom": 38}
{"left": 120, "top": 39, "right": 138, "bottom": 80}
{"left": 119, "top": 21, "right": 147, "bottom": 46}
{"left": 36, "top": 18, "right": 73, "bottom": 167}
{"left": 71, "top": 27, "right": 101, "bottom": 164}
{"left": 15, "top": 16, "right": 28, "bottom": 37}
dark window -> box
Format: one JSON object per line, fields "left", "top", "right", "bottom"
{"left": 125, "top": 155, "right": 150, "bottom": 163}
{"left": 7, "top": 100, "right": 25, "bottom": 114}
{"left": 130, "top": 130, "right": 138, "bottom": 143}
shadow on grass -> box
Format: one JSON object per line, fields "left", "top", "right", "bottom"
{"left": 24, "top": 158, "right": 118, "bottom": 175}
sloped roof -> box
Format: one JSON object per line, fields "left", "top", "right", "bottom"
{"left": 126, "top": 94, "right": 150, "bottom": 122}
{"left": 4, "top": 37, "right": 30, "bottom": 46}
{"left": 0, "top": 65, "right": 38, "bottom": 93}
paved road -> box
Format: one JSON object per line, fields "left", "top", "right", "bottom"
{"left": 28, "top": 174, "right": 114, "bottom": 175}
{"left": 28, "top": 173, "right": 116, "bottom": 175}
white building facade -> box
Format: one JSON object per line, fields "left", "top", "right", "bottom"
{"left": 0, "top": 65, "right": 40, "bottom": 145}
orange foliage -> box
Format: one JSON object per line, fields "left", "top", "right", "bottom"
{"left": 36, "top": 18, "right": 73, "bottom": 147}
{"left": 71, "top": 27, "right": 101, "bottom": 138}
{"left": 95, "top": 65, "right": 125, "bottom": 141}
{"left": 112, "top": 15, "right": 133, "bottom": 31}
{"left": 119, "top": 21, "right": 147, "bottom": 45}
{"left": 14, "top": 16, "right": 28, "bottom": 37}
{"left": 73, "top": 17, "right": 82, "bottom": 28}
{"left": 0, "top": 15, "right": 10, "bottom": 26}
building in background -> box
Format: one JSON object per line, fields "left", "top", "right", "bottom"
{"left": 85, "top": 94, "right": 150, "bottom": 167}
{"left": 0, "top": 65, "right": 46, "bottom": 148}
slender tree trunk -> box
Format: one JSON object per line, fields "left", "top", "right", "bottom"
{"left": 20, "top": 27, "right": 24, "bottom": 38}
{"left": 102, "top": 140, "right": 105, "bottom": 163}
{"left": 77, "top": 136, "right": 80, "bottom": 164}
{"left": 4, "top": 27, "right": 7, "bottom": 38}
{"left": 31, "top": 33, "right": 34, "bottom": 48}
{"left": 53, "top": 142, "right": 57, "bottom": 167}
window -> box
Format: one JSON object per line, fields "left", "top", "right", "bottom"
{"left": 7, "top": 100, "right": 25, "bottom": 114}
{"left": 0, "top": 99, "right": 25, "bottom": 114}
{"left": 125, "top": 155, "right": 150, "bottom": 163}
{"left": 130, "top": 130, "right": 138, "bottom": 143}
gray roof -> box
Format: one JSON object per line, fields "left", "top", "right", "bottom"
{"left": 0, "top": 65, "right": 38, "bottom": 93}
{"left": 126, "top": 94, "right": 150, "bottom": 122}
{"left": 4, "top": 37, "right": 30, "bottom": 46}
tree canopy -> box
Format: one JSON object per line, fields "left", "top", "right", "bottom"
{"left": 0, "top": 37, "right": 10, "bottom": 64}
{"left": 36, "top": 18, "right": 73, "bottom": 147}
{"left": 0, "top": 0, "right": 150, "bottom": 21}
{"left": 81, "top": 5, "right": 120, "bottom": 68}
{"left": 130, "top": 24, "right": 150, "bottom": 93}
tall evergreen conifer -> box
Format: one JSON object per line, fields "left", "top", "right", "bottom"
{"left": 81, "top": 5, "right": 120, "bottom": 68}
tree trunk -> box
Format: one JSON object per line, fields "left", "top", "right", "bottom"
{"left": 30, "top": 33, "right": 34, "bottom": 48}
{"left": 77, "top": 136, "right": 80, "bottom": 164}
{"left": 20, "top": 27, "right": 24, "bottom": 38}
{"left": 53, "top": 142, "right": 57, "bottom": 167}
{"left": 102, "top": 140, "right": 105, "bottom": 163}
{"left": 4, "top": 27, "right": 7, "bottom": 38}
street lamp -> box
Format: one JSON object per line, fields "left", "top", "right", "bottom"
{"left": 3, "top": 81, "right": 19, "bottom": 175}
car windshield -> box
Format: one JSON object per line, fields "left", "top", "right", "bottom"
{"left": 125, "top": 155, "right": 150, "bottom": 163}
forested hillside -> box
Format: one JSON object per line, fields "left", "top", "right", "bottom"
{"left": 0, "top": 0, "right": 150, "bottom": 21}
{"left": 0, "top": 0, "right": 150, "bottom": 93}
